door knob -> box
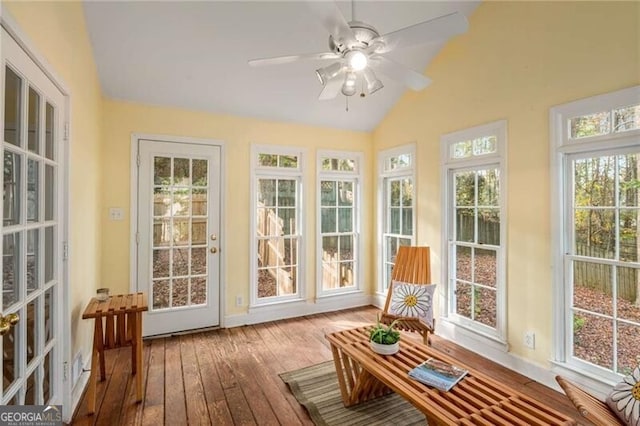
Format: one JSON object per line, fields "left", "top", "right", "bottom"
{"left": 210, "top": 247, "right": 218, "bottom": 254}
{"left": 0, "top": 313, "right": 19, "bottom": 336}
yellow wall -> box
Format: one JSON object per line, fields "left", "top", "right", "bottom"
{"left": 100, "top": 100, "right": 372, "bottom": 315}
{"left": 374, "top": 1, "right": 640, "bottom": 363}
{"left": 3, "top": 1, "right": 104, "bottom": 358}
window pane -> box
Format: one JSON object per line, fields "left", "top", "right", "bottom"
{"left": 619, "top": 153, "right": 639, "bottom": 207}
{"left": 474, "top": 248, "right": 496, "bottom": 287}
{"left": 173, "top": 219, "right": 189, "bottom": 246}
{"left": 338, "top": 181, "right": 353, "bottom": 207}
{"left": 278, "top": 155, "right": 298, "bottom": 168}
{"left": 339, "top": 235, "right": 353, "bottom": 261}
{"left": 45, "top": 286, "right": 53, "bottom": 344}
{"left": 476, "top": 286, "right": 496, "bottom": 328}
{"left": 191, "top": 247, "right": 206, "bottom": 275}
{"left": 192, "top": 159, "right": 207, "bottom": 186}
{"left": 456, "top": 245, "right": 471, "bottom": 282}
{"left": 390, "top": 208, "right": 400, "bottom": 234}
{"left": 619, "top": 209, "right": 639, "bottom": 262}
{"left": 258, "top": 153, "right": 277, "bottom": 167}
{"left": 3, "top": 151, "right": 22, "bottom": 226}
{"left": 573, "top": 261, "right": 612, "bottom": 316}
{"left": 153, "top": 219, "right": 171, "bottom": 247}
{"left": 401, "top": 179, "right": 413, "bottom": 207}
{"left": 616, "top": 266, "right": 640, "bottom": 323}
{"left": 45, "top": 165, "right": 54, "bottom": 221}
{"left": 574, "top": 156, "right": 615, "bottom": 207}
{"left": 27, "top": 159, "right": 39, "bottom": 223}
{"left": 172, "top": 248, "right": 189, "bottom": 276}
{"left": 45, "top": 102, "right": 54, "bottom": 160}
{"left": 456, "top": 208, "right": 474, "bottom": 242}
{"left": 3, "top": 233, "right": 20, "bottom": 309}
{"left": 401, "top": 208, "right": 412, "bottom": 235}
{"left": 27, "top": 229, "right": 39, "bottom": 294}
{"left": 278, "top": 208, "right": 296, "bottom": 235}
{"left": 173, "top": 158, "right": 190, "bottom": 186}
{"left": 258, "top": 179, "right": 276, "bottom": 206}
{"left": 573, "top": 311, "right": 613, "bottom": 370}
{"left": 617, "top": 322, "right": 640, "bottom": 374}
{"left": 4, "top": 66, "right": 22, "bottom": 146}
{"left": 390, "top": 180, "right": 400, "bottom": 206}
{"left": 478, "top": 169, "right": 499, "bottom": 206}
{"left": 473, "top": 136, "right": 497, "bottom": 156}
{"left": 191, "top": 218, "right": 206, "bottom": 245}
{"left": 257, "top": 269, "right": 276, "bottom": 298}
{"left": 570, "top": 111, "right": 610, "bottom": 139}
{"left": 478, "top": 208, "right": 500, "bottom": 245}
{"left": 27, "top": 299, "right": 37, "bottom": 365}
{"left": 339, "top": 159, "right": 355, "bottom": 171}
{"left": 172, "top": 189, "right": 190, "bottom": 216}
{"left": 455, "top": 282, "right": 472, "bottom": 319}
{"left": 321, "top": 207, "right": 336, "bottom": 233}
{"left": 28, "top": 87, "right": 40, "bottom": 153}
{"left": 574, "top": 209, "right": 615, "bottom": 259}
{"left": 282, "top": 237, "right": 297, "bottom": 267}
{"left": 152, "top": 280, "right": 170, "bottom": 309}
{"left": 192, "top": 277, "right": 207, "bottom": 305}
{"left": 455, "top": 172, "right": 475, "bottom": 207}
{"left": 153, "top": 249, "right": 170, "bottom": 278}
{"left": 44, "top": 226, "right": 54, "bottom": 283}
{"left": 277, "top": 180, "right": 296, "bottom": 206}
{"left": 452, "top": 140, "right": 472, "bottom": 159}
{"left": 172, "top": 278, "right": 188, "bottom": 307}
{"left": 613, "top": 104, "right": 640, "bottom": 133}
{"left": 153, "top": 187, "right": 171, "bottom": 216}
{"left": 153, "top": 157, "right": 171, "bottom": 185}
{"left": 338, "top": 208, "right": 352, "bottom": 233}
{"left": 321, "top": 181, "right": 336, "bottom": 206}
{"left": 192, "top": 188, "right": 207, "bottom": 216}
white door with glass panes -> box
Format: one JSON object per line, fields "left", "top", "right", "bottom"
{"left": 137, "top": 139, "right": 221, "bottom": 336}
{"left": 1, "top": 27, "right": 66, "bottom": 407}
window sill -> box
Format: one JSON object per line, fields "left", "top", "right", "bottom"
{"left": 249, "top": 297, "right": 305, "bottom": 312}
{"left": 316, "top": 289, "right": 363, "bottom": 300}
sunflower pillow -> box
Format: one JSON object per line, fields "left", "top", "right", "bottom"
{"left": 388, "top": 281, "right": 436, "bottom": 326}
{"left": 606, "top": 364, "right": 640, "bottom": 426}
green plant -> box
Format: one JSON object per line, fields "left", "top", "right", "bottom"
{"left": 573, "top": 316, "right": 586, "bottom": 334}
{"left": 369, "top": 315, "right": 401, "bottom": 345}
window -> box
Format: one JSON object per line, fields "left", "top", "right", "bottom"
{"left": 551, "top": 86, "right": 640, "bottom": 379}
{"left": 378, "top": 145, "right": 415, "bottom": 293}
{"left": 442, "top": 121, "right": 507, "bottom": 341}
{"left": 251, "top": 146, "right": 304, "bottom": 305}
{"left": 317, "top": 151, "right": 362, "bottom": 296}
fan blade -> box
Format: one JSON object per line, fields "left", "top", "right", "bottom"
{"left": 373, "top": 12, "right": 468, "bottom": 53}
{"left": 370, "top": 56, "right": 431, "bottom": 91}
{"left": 318, "top": 74, "right": 344, "bottom": 100}
{"left": 306, "top": 1, "right": 357, "bottom": 48}
{"left": 248, "top": 52, "right": 340, "bottom": 67}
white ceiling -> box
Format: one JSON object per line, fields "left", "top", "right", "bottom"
{"left": 83, "top": 1, "right": 479, "bottom": 132}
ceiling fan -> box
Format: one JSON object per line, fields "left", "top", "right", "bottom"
{"left": 248, "top": 1, "right": 468, "bottom": 101}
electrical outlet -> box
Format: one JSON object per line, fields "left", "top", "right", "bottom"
{"left": 109, "top": 207, "right": 124, "bottom": 221}
{"left": 524, "top": 331, "right": 535, "bottom": 349}
{"left": 236, "top": 295, "right": 243, "bottom": 307}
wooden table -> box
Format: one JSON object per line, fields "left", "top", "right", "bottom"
{"left": 326, "top": 327, "right": 577, "bottom": 426}
{"left": 82, "top": 293, "right": 148, "bottom": 414}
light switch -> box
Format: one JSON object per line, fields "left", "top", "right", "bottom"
{"left": 109, "top": 207, "right": 125, "bottom": 221}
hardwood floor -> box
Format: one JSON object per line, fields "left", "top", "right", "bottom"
{"left": 71, "top": 306, "right": 587, "bottom": 425}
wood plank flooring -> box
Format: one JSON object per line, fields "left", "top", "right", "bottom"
{"left": 71, "top": 306, "right": 588, "bottom": 425}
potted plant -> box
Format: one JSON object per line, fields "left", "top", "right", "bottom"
{"left": 369, "top": 315, "right": 401, "bottom": 355}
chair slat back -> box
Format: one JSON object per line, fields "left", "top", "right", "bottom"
{"left": 390, "top": 246, "right": 431, "bottom": 284}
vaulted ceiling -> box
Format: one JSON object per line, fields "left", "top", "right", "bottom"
{"left": 84, "top": 1, "right": 479, "bottom": 132}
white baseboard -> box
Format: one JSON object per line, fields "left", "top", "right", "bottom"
{"left": 67, "top": 353, "right": 91, "bottom": 423}
{"left": 224, "top": 293, "right": 374, "bottom": 327}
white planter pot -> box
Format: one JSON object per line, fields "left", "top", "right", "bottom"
{"left": 370, "top": 340, "right": 400, "bottom": 355}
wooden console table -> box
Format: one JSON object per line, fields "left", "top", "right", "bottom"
{"left": 82, "top": 293, "right": 148, "bottom": 414}
{"left": 326, "top": 327, "right": 577, "bottom": 426}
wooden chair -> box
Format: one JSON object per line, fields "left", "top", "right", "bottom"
{"left": 555, "top": 376, "right": 623, "bottom": 426}
{"left": 381, "top": 246, "right": 434, "bottom": 345}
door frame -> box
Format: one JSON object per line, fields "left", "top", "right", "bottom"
{"left": 129, "top": 133, "right": 226, "bottom": 328}
{"left": 1, "top": 9, "right": 71, "bottom": 421}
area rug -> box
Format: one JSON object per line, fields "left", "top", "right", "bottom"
{"left": 280, "top": 361, "right": 425, "bottom": 426}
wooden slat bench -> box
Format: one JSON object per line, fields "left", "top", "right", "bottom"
{"left": 326, "top": 327, "right": 577, "bottom": 426}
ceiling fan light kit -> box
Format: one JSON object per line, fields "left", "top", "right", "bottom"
{"left": 248, "top": 1, "right": 469, "bottom": 103}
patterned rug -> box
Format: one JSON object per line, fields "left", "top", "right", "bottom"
{"left": 279, "top": 361, "right": 426, "bottom": 426}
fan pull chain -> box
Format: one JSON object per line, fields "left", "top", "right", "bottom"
{"left": 345, "top": 96, "right": 349, "bottom": 112}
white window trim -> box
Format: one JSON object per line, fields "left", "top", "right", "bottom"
{"left": 316, "top": 150, "right": 363, "bottom": 298}
{"left": 250, "top": 144, "right": 306, "bottom": 308}
{"left": 376, "top": 143, "right": 416, "bottom": 295}
{"left": 440, "top": 120, "right": 508, "bottom": 345}
{"left": 550, "top": 86, "right": 640, "bottom": 386}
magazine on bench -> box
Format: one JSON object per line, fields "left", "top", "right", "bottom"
{"left": 408, "top": 358, "right": 468, "bottom": 391}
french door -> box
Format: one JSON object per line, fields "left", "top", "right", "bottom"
{"left": 1, "top": 27, "right": 65, "bottom": 406}
{"left": 136, "top": 139, "right": 221, "bottom": 336}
